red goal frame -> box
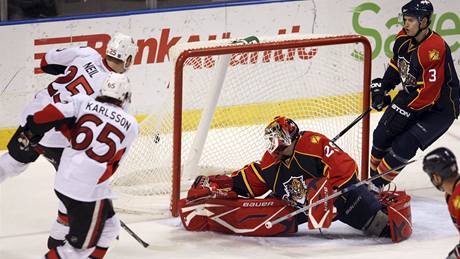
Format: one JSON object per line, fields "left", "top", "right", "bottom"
{"left": 171, "top": 35, "right": 372, "bottom": 216}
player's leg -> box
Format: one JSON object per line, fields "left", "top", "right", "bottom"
{"left": 334, "top": 184, "right": 387, "bottom": 236}
{"left": 45, "top": 191, "right": 115, "bottom": 258}
{"left": 48, "top": 201, "right": 68, "bottom": 249}
{"left": 370, "top": 112, "right": 397, "bottom": 187}
{"left": 90, "top": 214, "right": 121, "bottom": 258}
{"left": 374, "top": 110, "right": 455, "bottom": 187}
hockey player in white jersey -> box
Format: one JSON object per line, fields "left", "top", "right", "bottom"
{"left": 0, "top": 33, "right": 138, "bottom": 252}
{"left": 0, "top": 32, "right": 138, "bottom": 181}
{"left": 18, "top": 73, "right": 139, "bottom": 258}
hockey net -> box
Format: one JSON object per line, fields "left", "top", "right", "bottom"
{"left": 111, "top": 34, "right": 371, "bottom": 217}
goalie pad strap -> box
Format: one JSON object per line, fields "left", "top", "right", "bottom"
{"left": 179, "top": 197, "right": 297, "bottom": 236}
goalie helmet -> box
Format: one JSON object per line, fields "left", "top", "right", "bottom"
{"left": 401, "top": 0, "right": 433, "bottom": 22}
{"left": 106, "top": 32, "right": 138, "bottom": 69}
{"left": 423, "top": 147, "right": 458, "bottom": 181}
{"left": 264, "top": 116, "right": 299, "bottom": 155}
{"left": 100, "top": 72, "right": 132, "bottom": 109}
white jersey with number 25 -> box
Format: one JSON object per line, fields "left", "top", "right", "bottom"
{"left": 23, "top": 47, "right": 114, "bottom": 148}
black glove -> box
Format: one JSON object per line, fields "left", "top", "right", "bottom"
{"left": 447, "top": 244, "right": 460, "bottom": 259}
{"left": 370, "top": 78, "right": 391, "bottom": 111}
{"left": 19, "top": 116, "right": 45, "bottom": 151}
{"left": 17, "top": 129, "right": 42, "bottom": 151}
{"left": 382, "top": 94, "right": 415, "bottom": 137}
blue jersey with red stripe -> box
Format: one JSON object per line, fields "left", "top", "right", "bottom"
{"left": 382, "top": 29, "right": 459, "bottom": 114}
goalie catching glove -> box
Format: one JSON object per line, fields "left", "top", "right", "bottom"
{"left": 187, "top": 175, "right": 238, "bottom": 201}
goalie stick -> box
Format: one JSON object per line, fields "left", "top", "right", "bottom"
{"left": 265, "top": 159, "right": 416, "bottom": 229}
{"left": 120, "top": 220, "right": 149, "bottom": 248}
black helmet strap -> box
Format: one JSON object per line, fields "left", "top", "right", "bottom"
{"left": 412, "top": 15, "right": 430, "bottom": 39}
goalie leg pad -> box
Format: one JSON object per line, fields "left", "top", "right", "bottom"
{"left": 179, "top": 197, "right": 297, "bottom": 236}
{"left": 380, "top": 191, "right": 412, "bottom": 243}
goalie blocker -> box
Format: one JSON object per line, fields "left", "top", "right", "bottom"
{"left": 179, "top": 171, "right": 412, "bottom": 242}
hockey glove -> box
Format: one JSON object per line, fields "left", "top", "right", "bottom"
{"left": 447, "top": 244, "right": 460, "bottom": 259}
{"left": 382, "top": 95, "right": 415, "bottom": 137}
{"left": 187, "top": 175, "right": 237, "bottom": 201}
{"left": 370, "top": 78, "right": 391, "bottom": 111}
{"left": 17, "top": 129, "right": 42, "bottom": 151}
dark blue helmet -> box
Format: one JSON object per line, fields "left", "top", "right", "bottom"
{"left": 423, "top": 147, "right": 458, "bottom": 180}
{"left": 402, "top": 0, "right": 434, "bottom": 19}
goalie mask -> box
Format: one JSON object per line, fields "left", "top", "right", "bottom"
{"left": 106, "top": 32, "right": 138, "bottom": 70}
{"left": 100, "top": 72, "right": 132, "bottom": 109}
{"left": 423, "top": 147, "right": 458, "bottom": 191}
{"left": 264, "top": 116, "right": 299, "bottom": 155}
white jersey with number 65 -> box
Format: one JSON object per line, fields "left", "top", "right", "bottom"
{"left": 36, "top": 94, "right": 139, "bottom": 202}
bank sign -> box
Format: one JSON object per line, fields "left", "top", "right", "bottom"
{"left": 0, "top": 0, "right": 458, "bottom": 129}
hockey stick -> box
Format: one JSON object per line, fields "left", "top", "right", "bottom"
{"left": 120, "top": 220, "right": 149, "bottom": 248}
{"left": 330, "top": 107, "right": 371, "bottom": 143}
{"left": 264, "top": 159, "right": 416, "bottom": 229}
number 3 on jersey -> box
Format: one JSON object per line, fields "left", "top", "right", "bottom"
{"left": 72, "top": 114, "right": 125, "bottom": 163}
{"left": 428, "top": 68, "right": 437, "bottom": 82}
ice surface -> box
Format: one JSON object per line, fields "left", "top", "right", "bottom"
{"left": 1, "top": 114, "right": 459, "bottom": 258}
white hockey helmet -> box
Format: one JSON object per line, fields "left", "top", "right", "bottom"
{"left": 106, "top": 32, "right": 138, "bottom": 69}
{"left": 100, "top": 72, "right": 132, "bottom": 108}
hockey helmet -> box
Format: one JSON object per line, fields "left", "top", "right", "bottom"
{"left": 264, "top": 116, "right": 299, "bottom": 154}
{"left": 100, "top": 72, "right": 132, "bottom": 109}
{"left": 423, "top": 147, "right": 458, "bottom": 181}
{"left": 106, "top": 32, "right": 138, "bottom": 69}
{"left": 401, "top": 0, "right": 433, "bottom": 22}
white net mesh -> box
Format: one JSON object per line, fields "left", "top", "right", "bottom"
{"left": 111, "top": 34, "right": 369, "bottom": 217}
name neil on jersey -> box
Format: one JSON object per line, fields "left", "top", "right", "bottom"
{"left": 85, "top": 102, "right": 132, "bottom": 130}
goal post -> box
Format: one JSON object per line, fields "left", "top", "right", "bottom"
{"left": 111, "top": 34, "right": 371, "bottom": 218}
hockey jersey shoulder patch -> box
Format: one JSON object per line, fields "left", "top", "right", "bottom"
{"left": 310, "top": 135, "right": 321, "bottom": 144}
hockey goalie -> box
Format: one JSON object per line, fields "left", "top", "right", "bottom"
{"left": 179, "top": 116, "right": 412, "bottom": 242}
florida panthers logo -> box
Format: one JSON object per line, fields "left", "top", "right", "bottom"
{"left": 397, "top": 57, "right": 410, "bottom": 82}
{"left": 398, "top": 56, "right": 417, "bottom": 90}
{"left": 282, "top": 176, "right": 307, "bottom": 205}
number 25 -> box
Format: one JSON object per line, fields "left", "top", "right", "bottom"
{"left": 324, "top": 142, "right": 339, "bottom": 158}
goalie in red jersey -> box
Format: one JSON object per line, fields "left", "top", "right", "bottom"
{"left": 423, "top": 147, "right": 460, "bottom": 259}
{"left": 179, "top": 116, "right": 412, "bottom": 242}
